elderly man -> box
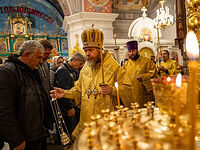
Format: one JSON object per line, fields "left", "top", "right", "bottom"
{"left": 51, "top": 27, "right": 132, "bottom": 137}
{"left": 53, "top": 52, "right": 86, "bottom": 137}
{"left": 123, "top": 40, "right": 156, "bottom": 107}
{"left": 0, "top": 40, "right": 51, "bottom": 150}
{"left": 158, "top": 50, "right": 180, "bottom": 77}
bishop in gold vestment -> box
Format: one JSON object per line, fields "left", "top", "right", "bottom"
{"left": 51, "top": 27, "right": 132, "bottom": 137}
{"left": 123, "top": 40, "right": 156, "bottom": 107}
{"left": 158, "top": 50, "right": 180, "bottom": 77}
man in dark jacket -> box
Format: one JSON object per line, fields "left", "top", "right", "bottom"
{"left": 38, "top": 39, "right": 53, "bottom": 97}
{"left": 54, "top": 52, "right": 85, "bottom": 136}
{"left": 0, "top": 40, "right": 50, "bottom": 150}
{"left": 38, "top": 39, "right": 54, "bottom": 133}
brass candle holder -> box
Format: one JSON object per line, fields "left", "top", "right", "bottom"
{"left": 152, "top": 77, "right": 188, "bottom": 122}
{"left": 152, "top": 76, "right": 188, "bottom": 149}
{"left": 84, "top": 122, "right": 95, "bottom": 150}
{"left": 91, "top": 114, "right": 101, "bottom": 127}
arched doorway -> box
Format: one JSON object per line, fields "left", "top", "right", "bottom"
{"left": 139, "top": 47, "right": 153, "bottom": 58}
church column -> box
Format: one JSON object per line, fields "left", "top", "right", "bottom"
{"left": 62, "top": 12, "right": 119, "bottom": 52}
{"left": 175, "top": 0, "right": 187, "bottom": 55}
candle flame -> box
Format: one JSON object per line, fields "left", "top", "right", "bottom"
{"left": 167, "top": 77, "right": 171, "bottom": 82}
{"left": 115, "top": 82, "right": 118, "bottom": 88}
{"left": 176, "top": 73, "right": 182, "bottom": 88}
{"left": 186, "top": 31, "right": 199, "bottom": 60}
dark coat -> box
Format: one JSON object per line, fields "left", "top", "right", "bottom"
{"left": 54, "top": 62, "right": 79, "bottom": 110}
{"left": 53, "top": 62, "right": 80, "bottom": 135}
{"left": 0, "top": 55, "right": 49, "bottom": 148}
{"left": 38, "top": 61, "right": 50, "bottom": 96}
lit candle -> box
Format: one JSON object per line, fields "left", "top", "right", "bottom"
{"left": 176, "top": 73, "right": 182, "bottom": 88}
{"left": 186, "top": 31, "right": 199, "bottom": 150}
{"left": 115, "top": 82, "right": 120, "bottom": 107}
{"left": 186, "top": 31, "right": 199, "bottom": 60}
{"left": 175, "top": 73, "right": 182, "bottom": 136}
{"left": 167, "top": 77, "right": 171, "bottom": 82}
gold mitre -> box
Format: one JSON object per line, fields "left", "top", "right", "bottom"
{"left": 81, "top": 25, "right": 104, "bottom": 49}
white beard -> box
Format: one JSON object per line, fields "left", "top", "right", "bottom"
{"left": 87, "top": 59, "right": 96, "bottom": 70}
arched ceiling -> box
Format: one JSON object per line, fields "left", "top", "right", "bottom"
{"left": 46, "top": 0, "right": 64, "bottom": 17}
{"left": 46, "top": 0, "right": 82, "bottom": 17}
{"left": 44, "top": 0, "right": 162, "bottom": 18}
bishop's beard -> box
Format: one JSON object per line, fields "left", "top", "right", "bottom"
{"left": 87, "top": 59, "right": 96, "bottom": 70}
{"left": 87, "top": 57, "right": 101, "bottom": 70}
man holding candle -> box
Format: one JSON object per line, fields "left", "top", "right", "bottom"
{"left": 123, "top": 40, "right": 156, "bottom": 107}
{"left": 158, "top": 50, "right": 180, "bottom": 77}
{"left": 50, "top": 26, "right": 132, "bottom": 138}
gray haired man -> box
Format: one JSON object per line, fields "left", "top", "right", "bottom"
{"left": 0, "top": 40, "right": 51, "bottom": 150}
{"left": 53, "top": 52, "right": 86, "bottom": 138}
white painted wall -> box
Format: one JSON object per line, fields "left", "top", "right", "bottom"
{"left": 62, "top": 12, "right": 119, "bottom": 52}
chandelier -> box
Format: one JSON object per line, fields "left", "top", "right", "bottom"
{"left": 153, "top": 0, "right": 174, "bottom": 29}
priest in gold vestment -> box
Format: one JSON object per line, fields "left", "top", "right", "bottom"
{"left": 122, "top": 40, "right": 156, "bottom": 107}
{"left": 50, "top": 27, "right": 132, "bottom": 137}
{"left": 158, "top": 50, "right": 180, "bottom": 77}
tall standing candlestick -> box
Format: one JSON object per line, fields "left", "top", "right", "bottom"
{"left": 115, "top": 82, "right": 120, "bottom": 107}
{"left": 186, "top": 31, "right": 199, "bottom": 150}
{"left": 113, "top": 34, "right": 120, "bottom": 63}
{"left": 99, "top": 29, "right": 104, "bottom": 84}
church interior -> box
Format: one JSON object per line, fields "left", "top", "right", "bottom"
{"left": 0, "top": 0, "right": 200, "bottom": 150}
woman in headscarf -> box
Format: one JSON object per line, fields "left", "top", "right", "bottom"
{"left": 50, "top": 56, "right": 64, "bottom": 87}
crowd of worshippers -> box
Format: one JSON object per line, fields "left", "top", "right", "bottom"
{"left": 0, "top": 27, "right": 180, "bottom": 150}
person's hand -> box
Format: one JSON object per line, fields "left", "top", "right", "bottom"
{"left": 14, "top": 141, "right": 25, "bottom": 150}
{"left": 67, "top": 108, "right": 75, "bottom": 117}
{"left": 99, "top": 84, "right": 112, "bottom": 95}
{"left": 137, "top": 75, "right": 142, "bottom": 81}
{"left": 50, "top": 87, "right": 65, "bottom": 99}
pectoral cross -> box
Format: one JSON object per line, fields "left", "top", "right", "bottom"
{"left": 86, "top": 84, "right": 92, "bottom": 99}
{"left": 93, "top": 86, "right": 99, "bottom": 99}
